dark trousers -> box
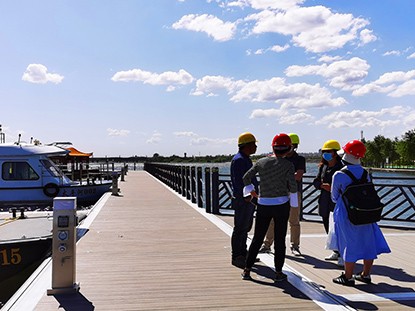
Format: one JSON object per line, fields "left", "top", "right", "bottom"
{"left": 322, "top": 216, "right": 329, "bottom": 234}
{"left": 246, "top": 202, "right": 290, "bottom": 272}
{"left": 231, "top": 196, "right": 255, "bottom": 259}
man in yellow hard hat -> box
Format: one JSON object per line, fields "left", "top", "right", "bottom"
{"left": 230, "top": 132, "right": 259, "bottom": 268}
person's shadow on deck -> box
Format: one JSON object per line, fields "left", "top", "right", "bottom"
{"left": 287, "top": 254, "right": 415, "bottom": 309}
{"left": 287, "top": 253, "right": 344, "bottom": 270}
{"left": 288, "top": 253, "right": 415, "bottom": 282}
{"left": 247, "top": 265, "right": 311, "bottom": 300}
{"left": 53, "top": 292, "right": 95, "bottom": 311}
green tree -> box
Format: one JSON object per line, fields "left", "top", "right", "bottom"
{"left": 397, "top": 129, "right": 415, "bottom": 165}
{"left": 364, "top": 135, "right": 399, "bottom": 167}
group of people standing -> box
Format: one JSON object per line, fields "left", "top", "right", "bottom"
{"left": 230, "top": 132, "right": 391, "bottom": 286}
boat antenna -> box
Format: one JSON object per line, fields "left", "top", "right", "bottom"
{"left": 17, "top": 133, "right": 21, "bottom": 145}
{"left": 0, "top": 124, "right": 5, "bottom": 144}
{"left": 30, "top": 137, "right": 33, "bottom": 144}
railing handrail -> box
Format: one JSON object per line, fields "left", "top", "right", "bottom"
{"left": 144, "top": 162, "right": 415, "bottom": 229}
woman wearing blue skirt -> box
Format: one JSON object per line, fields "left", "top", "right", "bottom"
{"left": 331, "top": 140, "right": 391, "bottom": 286}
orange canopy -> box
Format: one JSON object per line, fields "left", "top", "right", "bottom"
{"left": 66, "top": 147, "right": 93, "bottom": 157}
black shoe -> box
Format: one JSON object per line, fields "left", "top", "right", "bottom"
{"left": 354, "top": 272, "right": 372, "bottom": 284}
{"left": 241, "top": 268, "right": 251, "bottom": 280}
{"left": 274, "top": 271, "right": 287, "bottom": 282}
{"left": 333, "top": 273, "right": 355, "bottom": 286}
{"left": 232, "top": 256, "right": 245, "bottom": 269}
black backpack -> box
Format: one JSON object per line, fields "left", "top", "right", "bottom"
{"left": 341, "top": 168, "right": 384, "bottom": 225}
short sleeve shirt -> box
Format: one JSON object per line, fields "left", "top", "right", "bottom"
{"left": 286, "top": 152, "right": 306, "bottom": 192}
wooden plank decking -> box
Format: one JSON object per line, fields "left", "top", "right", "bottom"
{"left": 7, "top": 171, "right": 415, "bottom": 310}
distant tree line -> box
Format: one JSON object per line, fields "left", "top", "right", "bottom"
{"left": 362, "top": 129, "right": 415, "bottom": 168}
{"left": 92, "top": 151, "right": 321, "bottom": 164}
{"left": 91, "top": 129, "right": 415, "bottom": 168}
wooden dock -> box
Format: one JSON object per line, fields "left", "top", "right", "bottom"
{"left": 5, "top": 171, "right": 415, "bottom": 310}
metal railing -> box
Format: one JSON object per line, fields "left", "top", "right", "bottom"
{"left": 144, "top": 163, "right": 415, "bottom": 228}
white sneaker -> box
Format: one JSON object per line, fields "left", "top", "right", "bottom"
{"left": 291, "top": 246, "right": 302, "bottom": 256}
{"left": 325, "top": 252, "right": 339, "bottom": 261}
{"left": 337, "top": 257, "right": 344, "bottom": 267}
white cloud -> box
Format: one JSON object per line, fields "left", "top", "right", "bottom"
{"left": 315, "top": 106, "right": 410, "bottom": 129}
{"left": 403, "top": 110, "right": 415, "bottom": 128}
{"left": 227, "top": 0, "right": 250, "bottom": 8}
{"left": 230, "top": 78, "right": 346, "bottom": 109}
{"left": 173, "top": 2, "right": 374, "bottom": 54}
{"left": 249, "top": 108, "right": 313, "bottom": 124}
{"left": 221, "top": 0, "right": 304, "bottom": 10}
{"left": 388, "top": 80, "right": 415, "bottom": 97}
{"left": 285, "top": 57, "right": 370, "bottom": 90}
{"left": 280, "top": 112, "right": 314, "bottom": 124}
{"left": 146, "top": 132, "right": 162, "bottom": 144}
{"left": 251, "top": 44, "right": 289, "bottom": 55}
{"left": 407, "top": 52, "right": 415, "bottom": 59}
{"left": 249, "top": 108, "right": 287, "bottom": 118}
{"left": 111, "top": 68, "right": 194, "bottom": 89}
{"left": 22, "top": 64, "right": 64, "bottom": 84}
{"left": 270, "top": 44, "right": 290, "bottom": 53}
{"left": 254, "top": 49, "right": 264, "bottom": 55}
{"left": 352, "top": 69, "right": 415, "bottom": 97}
{"left": 383, "top": 50, "right": 401, "bottom": 56}
{"left": 172, "top": 14, "right": 236, "bottom": 41}
{"left": 248, "top": 0, "right": 305, "bottom": 11}
{"left": 318, "top": 55, "right": 343, "bottom": 63}
{"left": 193, "top": 75, "right": 346, "bottom": 109}
{"left": 174, "top": 131, "right": 198, "bottom": 137}
{"left": 359, "top": 29, "right": 376, "bottom": 45}
{"left": 375, "top": 70, "right": 415, "bottom": 84}
{"left": 190, "top": 137, "right": 234, "bottom": 145}
{"left": 191, "top": 75, "right": 244, "bottom": 96}
{"left": 107, "top": 128, "right": 130, "bottom": 137}
{"left": 245, "top": 5, "right": 371, "bottom": 53}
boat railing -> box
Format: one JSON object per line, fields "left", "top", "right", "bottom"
{"left": 144, "top": 162, "right": 415, "bottom": 229}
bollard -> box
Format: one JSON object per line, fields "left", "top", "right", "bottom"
{"left": 19, "top": 207, "right": 26, "bottom": 219}
{"left": 10, "top": 207, "right": 17, "bottom": 218}
{"left": 112, "top": 174, "right": 119, "bottom": 195}
{"left": 47, "top": 197, "right": 79, "bottom": 295}
{"left": 121, "top": 167, "right": 125, "bottom": 182}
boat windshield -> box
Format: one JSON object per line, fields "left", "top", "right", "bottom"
{"left": 40, "top": 159, "right": 65, "bottom": 177}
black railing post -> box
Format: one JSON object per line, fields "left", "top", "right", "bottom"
{"left": 181, "top": 166, "right": 186, "bottom": 197}
{"left": 197, "top": 167, "right": 203, "bottom": 208}
{"left": 185, "top": 166, "right": 191, "bottom": 200}
{"left": 191, "top": 166, "right": 196, "bottom": 203}
{"left": 174, "top": 165, "right": 180, "bottom": 193}
{"left": 211, "top": 167, "right": 220, "bottom": 214}
{"left": 205, "top": 167, "right": 212, "bottom": 213}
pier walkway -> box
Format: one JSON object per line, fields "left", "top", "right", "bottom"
{"left": 7, "top": 171, "right": 415, "bottom": 310}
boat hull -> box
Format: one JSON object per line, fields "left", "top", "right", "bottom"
{"left": 0, "top": 237, "right": 52, "bottom": 284}
{"left": 0, "top": 182, "right": 112, "bottom": 208}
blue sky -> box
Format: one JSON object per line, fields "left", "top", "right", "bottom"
{"left": 1, "top": 0, "right": 415, "bottom": 157}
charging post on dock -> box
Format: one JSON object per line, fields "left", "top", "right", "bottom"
{"left": 47, "top": 197, "right": 80, "bottom": 295}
